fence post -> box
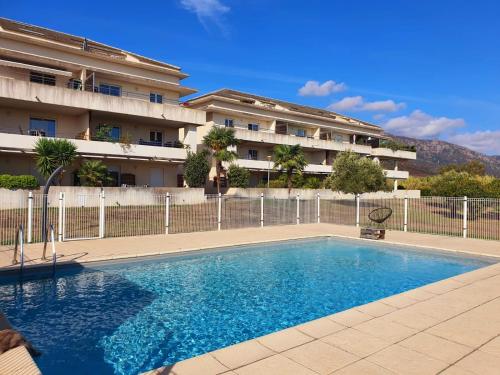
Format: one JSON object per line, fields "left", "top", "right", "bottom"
{"left": 260, "top": 193, "right": 264, "bottom": 227}
{"left": 99, "top": 191, "right": 105, "bottom": 238}
{"left": 355, "top": 194, "right": 360, "bottom": 227}
{"left": 165, "top": 193, "right": 170, "bottom": 234}
{"left": 317, "top": 193, "right": 321, "bottom": 224}
{"left": 463, "top": 196, "right": 468, "bottom": 239}
{"left": 296, "top": 193, "right": 300, "bottom": 224}
{"left": 404, "top": 195, "right": 408, "bottom": 232}
{"left": 27, "top": 191, "right": 33, "bottom": 243}
{"left": 58, "top": 192, "right": 64, "bottom": 242}
{"left": 217, "top": 193, "right": 222, "bottom": 231}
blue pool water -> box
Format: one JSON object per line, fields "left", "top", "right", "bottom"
{"left": 0, "top": 238, "right": 494, "bottom": 374}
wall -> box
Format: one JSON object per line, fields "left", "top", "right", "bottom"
{"left": 226, "top": 188, "right": 421, "bottom": 199}
{"left": 0, "top": 187, "right": 206, "bottom": 208}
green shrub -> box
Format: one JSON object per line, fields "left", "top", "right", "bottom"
{"left": 184, "top": 150, "right": 210, "bottom": 188}
{"left": 303, "top": 176, "right": 322, "bottom": 189}
{"left": 227, "top": 164, "right": 250, "bottom": 188}
{"left": 0, "top": 174, "right": 39, "bottom": 190}
{"left": 486, "top": 179, "right": 500, "bottom": 198}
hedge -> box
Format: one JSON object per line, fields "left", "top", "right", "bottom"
{"left": 0, "top": 174, "right": 39, "bottom": 190}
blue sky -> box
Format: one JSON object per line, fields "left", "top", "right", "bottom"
{"left": 3, "top": 0, "right": 500, "bottom": 154}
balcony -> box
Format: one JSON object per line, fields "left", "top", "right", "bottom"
{"left": 229, "top": 159, "right": 333, "bottom": 174}
{"left": 0, "top": 77, "right": 205, "bottom": 126}
{"left": 384, "top": 169, "right": 410, "bottom": 179}
{"left": 231, "top": 127, "right": 372, "bottom": 154}
{"left": 371, "top": 147, "right": 416, "bottom": 160}
{"left": 0, "top": 133, "right": 187, "bottom": 161}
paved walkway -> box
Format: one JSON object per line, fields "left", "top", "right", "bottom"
{"left": 1, "top": 223, "right": 499, "bottom": 270}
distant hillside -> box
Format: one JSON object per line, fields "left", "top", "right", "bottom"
{"left": 388, "top": 135, "right": 500, "bottom": 177}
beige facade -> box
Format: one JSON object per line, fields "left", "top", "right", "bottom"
{"left": 0, "top": 18, "right": 204, "bottom": 187}
{"left": 0, "top": 18, "right": 417, "bottom": 190}
{"left": 186, "top": 89, "right": 416, "bottom": 190}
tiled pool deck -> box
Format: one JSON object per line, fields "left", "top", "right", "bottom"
{"left": 1, "top": 224, "right": 500, "bottom": 375}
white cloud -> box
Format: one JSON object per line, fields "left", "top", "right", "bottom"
{"left": 327, "top": 96, "right": 405, "bottom": 112}
{"left": 180, "top": 0, "right": 230, "bottom": 31}
{"left": 327, "top": 96, "right": 364, "bottom": 111}
{"left": 447, "top": 130, "right": 500, "bottom": 155}
{"left": 298, "top": 80, "right": 346, "bottom": 96}
{"left": 383, "top": 110, "right": 465, "bottom": 138}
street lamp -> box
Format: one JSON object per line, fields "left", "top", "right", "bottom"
{"left": 267, "top": 155, "right": 272, "bottom": 188}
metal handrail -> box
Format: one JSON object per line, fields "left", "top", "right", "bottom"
{"left": 42, "top": 224, "right": 57, "bottom": 274}
{"left": 12, "top": 224, "right": 24, "bottom": 272}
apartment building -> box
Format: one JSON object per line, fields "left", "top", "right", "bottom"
{"left": 0, "top": 18, "right": 205, "bottom": 187}
{"left": 185, "top": 89, "right": 416, "bottom": 190}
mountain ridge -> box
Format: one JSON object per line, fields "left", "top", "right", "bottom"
{"left": 387, "top": 135, "right": 500, "bottom": 177}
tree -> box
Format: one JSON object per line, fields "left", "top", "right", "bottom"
{"left": 439, "top": 161, "right": 486, "bottom": 176}
{"left": 77, "top": 160, "right": 112, "bottom": 187}
{"left": 227, "top": 164, "right": 250, "bottom": 188}
{"left": 34, "top": 138, "right": 77, "bottom": 183}
{"left": 325, "top": 151, "right": 386, "bottom": 194}
{"left": 184, "top": 150, "right": 210, "bottom": 187}
{"left": 430, "top": 171, "right": 487, "bottom": 197}
{"left": 203, "top": 127, "right": 239, "bottom": 193}
{"left": 273, "top": 144, "right": 308, "bottom": 192}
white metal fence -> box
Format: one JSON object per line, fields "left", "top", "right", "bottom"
{"left": 0, "top": 193, "right": 499, "bottom": 245}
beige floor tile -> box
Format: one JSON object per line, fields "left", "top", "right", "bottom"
{"left": 439, "top": 365, "right": 477, "bottom": 375}
{"left": 409, "top": 298, "right": 469, "bottom": 321}
{"left": 332, "top": 359, "right": 396, "bottom": 374}
{"left": 283, "top": 340, "right": 359, "bottom": 374}
{"left": 454, "top": 350, "right": 500, "bottom": 375}
{"left": 321, "top": 328, "right": 391, "bottom": 357}
{"left": 399, "top": 288, "right": 437, "bottom": 301}
{"left": 233, "top": 354, "right": 316, "bottom": 375}
{"left": 367, "top": 345, "right": 448, "bottom": 375}
{"left": 328, "top": 309, "right": 373, "bottom": 327}
{"left": 479, "top": 336, "right": 500, "bottom": 357}
{"left": 296, "top": 317, "right": 345, "bottom": 338}
{"left": 384, "top": 306, "right": 441, "bottom": 330}
{"left": 257, "top": 328, "right": 313, "bottom": 352}
{"left": 164, "top": 354, "right": 228, "bottom": 375}
{"left": 355, "top": 301, "right": 397, "bottom": 318}
{"left": 211, "top": 340, "right": 274, "bottom": 369}
{"left": 426, "top": 314, "right": 497, "bottom": 348}
{"left": 451, "top": 265, "right": 500, "bottom": 284}
{"left": 399, "top": 332, "right": 473, "bottom": 364}
{"left": 354, "top": 317, "right": 418, "bottom": 344}
{"left": 379, "top": 294, "right": 419, "bottom": 308}
{"left": 420, "top": 279, "right": 465, "bottom": 295}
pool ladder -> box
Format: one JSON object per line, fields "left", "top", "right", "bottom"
{"left": 12, "top": 224, "right": 57, "bottom": 275}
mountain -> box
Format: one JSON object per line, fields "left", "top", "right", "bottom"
{"left": 387, "top": 135, "right": 500, "bottom": 177}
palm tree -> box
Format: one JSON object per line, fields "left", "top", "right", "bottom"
{"left": 203, "top": 127, "right": 239, "bottom": 193}
{"left": 34, "top": 138, "right": 77, "bottom": 184}
{"left": 78, "top": 160, "right": 112, "bottom": 187}
{"left": 273, "top": 144, "right": 308, "bottom": 193}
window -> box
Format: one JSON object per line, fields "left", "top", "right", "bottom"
{"left": 29, "top": 118, "right": 56, "bottom": 137}
{"left": 248, "top": 123, "right": 259, "bottom": 131}
{"left": 99, "top": 83, "right": 121, "bottom": 96}
{"left": 224, "top": 119, "right": 234, "bottom": 128}
{"left": 150, "top": 131, "right": 163, "bottom": 144}
{"left": 177, "top": 174, "right": 184, "bottom": 188}
{"left": 30, "top": 71, "right": 56, "bottom": 86}
{"left": 247, "top": 149, "right": 258, "bottom": 160}
{"left": 296, "top": 129, "right": 306, "bottom": 137}
{"left": 96, "top": 124, "right": 121, "bottom": 141}
{"left": 150, "top": 92, "right": 163, "bottom": 104}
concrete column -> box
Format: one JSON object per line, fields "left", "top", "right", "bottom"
{"left": 269, "top": 120, "right": 277, "bottom": 132}
{"left": 352, "top": 134, "right": 356, "bottom": 144}
{"left": 182, "top": 124, "right": 198, "bottom": 152}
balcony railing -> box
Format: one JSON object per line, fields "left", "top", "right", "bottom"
{"left": 65, "top": 79, "right": 180, "bottom": 105}
{"left": 0, "top": 128, "right": 185, "bottom": 149}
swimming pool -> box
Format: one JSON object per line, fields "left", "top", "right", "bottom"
{"left": 0, "top": 237, "right": 494, "bottom": 374}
